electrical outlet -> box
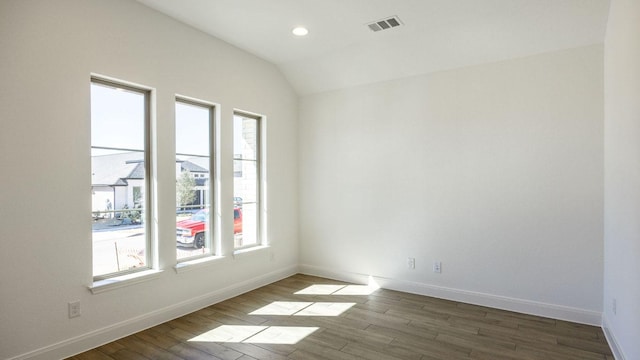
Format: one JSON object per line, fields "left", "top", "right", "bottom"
{"left": 407, "top": 257, "right": 415, "bottom": 269}
{"left": 612, "top": 298, "right": 617, "bottom": 315}
{"left": 433, "top": 261, "right": 442, "bottom": 273}
{"left": 69, "top": 301, "right": 81, "bottom": 319}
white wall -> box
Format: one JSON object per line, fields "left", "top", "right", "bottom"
{"left": 0, "top": 0, "right": 298, "bottom": 359}
{"left": 299, "top": 45, "right": 604, "bottom": 323}
{"left": 603, "top": 0, "right": 640, "bottom": 358}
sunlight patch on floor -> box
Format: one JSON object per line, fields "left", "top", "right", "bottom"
{"left": 188, "top": 280, "right": 379, "bottom": 346}
{"left": 294, "top": 302, "right": 356, "bottom": 316}
{"left": 189, "top": 325, "right": 266, "bottom": 343}
{"left": 249, "top": 301, "right": 313, "bottom": 316}
{"left": 333, "top": 284, "right": 378, "bottom": 295}
{"left": 295, "top": 281, "right": 379, "bottom": 296}
{"left": 188, "top": 325, "right": 318, "bottom": 345}
{"left": 294, "top": 284, "right": 346, "bottom": 295}
{"left": 244, "top": 326, "right": 318, "bottom": 344}
{"left": 248, "top": 301, "right": 356, "bottom": 317}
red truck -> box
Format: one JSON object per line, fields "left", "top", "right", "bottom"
{"left": 176, "top": 208, "right": 242, "bottom": 248}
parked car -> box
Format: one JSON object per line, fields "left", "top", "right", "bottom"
{"left": 176, "top": 208, "right": 242, "bottom": 248}
{"left": 233, "top": 208, "right": 242, "bottom": 234}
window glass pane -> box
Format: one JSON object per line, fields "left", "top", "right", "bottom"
{"left": 91, "top": 81, "right": 148, "bottom": 278}
{"left": 233, "top": 160, "right": 258, "bottom": 203}
{"left": 235, "top": 203, "right": 258, "bottom": 248}
{"left": 233, "top": 113, "right": 260, "bottom": 249}
{"left": 176, "top": 101, "right": 213, "bottom": 260}
{"left": 233, "top": 116, "right": 258, "bottom": 160}
{"left": 91, "top": 83, "right": 145, "bottom": 151}
{"left": 176, "top": 102, "right": 210, "bottom": 156}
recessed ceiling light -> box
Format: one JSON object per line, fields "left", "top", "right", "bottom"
{"left": 292, "top": 27, "right": 309, "bottom": 36}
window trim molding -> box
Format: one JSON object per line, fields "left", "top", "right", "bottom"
{"left": 174, "top": 255, "right": 225, "bottom": 273}
{"left": 89, "top": 269, "right": 163, "bottom": 294}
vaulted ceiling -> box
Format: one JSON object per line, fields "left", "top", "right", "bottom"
{"left": 136, "top": 0, "right": 610, "bottom": 95}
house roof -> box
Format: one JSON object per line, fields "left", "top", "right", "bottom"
{"left": 91, "top": 152, "right": 143, "bottom": 186}
{"left": 126, "top": 161, "right": 145, "bottom": 180}
{"left": 181, "top": 160, "right": 208, "bottom": 173}
{"left": 92, "top": 154, "right": 210, "bottom": 187}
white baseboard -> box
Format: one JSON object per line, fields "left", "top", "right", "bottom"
{"left": 299, "top": 264, "right": 602, "bottom": 326}
{"left": 602, "top": 316, "right": 626, "bottom": 360}
{"left": 10, "top": 265, "right": 298, "bottom": 360}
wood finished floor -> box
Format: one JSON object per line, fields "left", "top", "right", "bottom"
{"left": 69, "top": 274, "right": 613, "bottom": 360}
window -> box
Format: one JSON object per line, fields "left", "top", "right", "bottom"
{"left": 233, "top": 112, "right": 262, "bottom": 249}
{"left": 91, "top": 78, "right": 150, "bottom": 279}
{"left": 176, "top": 99, "right": 215, "bottom": 261}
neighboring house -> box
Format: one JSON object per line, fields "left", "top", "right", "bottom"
{"left": 92, "top": 152, "right": 209, "bottom": 215}
{"left": 176, "top": 158, "right": 210, "bottom": 209}
{"left": 91, "top": 152, "right": 144, "bottom": 217}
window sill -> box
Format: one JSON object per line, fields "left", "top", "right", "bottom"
{"left": 89, "top": 269, "right": 163, "bottom": 294}
{"left": 174, "top": 255, "right": 225, "bottom": 273}
{"left": 233, "top": 245, "right": 270, "bottom": 258}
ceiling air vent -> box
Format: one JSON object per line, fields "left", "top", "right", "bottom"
{"left": 367, "top": 16, "right": 403, "bottom": 32}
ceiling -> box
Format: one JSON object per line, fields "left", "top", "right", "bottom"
{"left": 136, "top": 0, "right": 610, "bottom": 95}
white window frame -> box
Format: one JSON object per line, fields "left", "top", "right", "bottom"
{"left": 175, "top": 97, "right": 217, "bottom": 262}
{"left": 90, "top": 76, "right": 153, "bottom": 281}
{"left": 233, "top": 111, "right": 264, "bottom": 250}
